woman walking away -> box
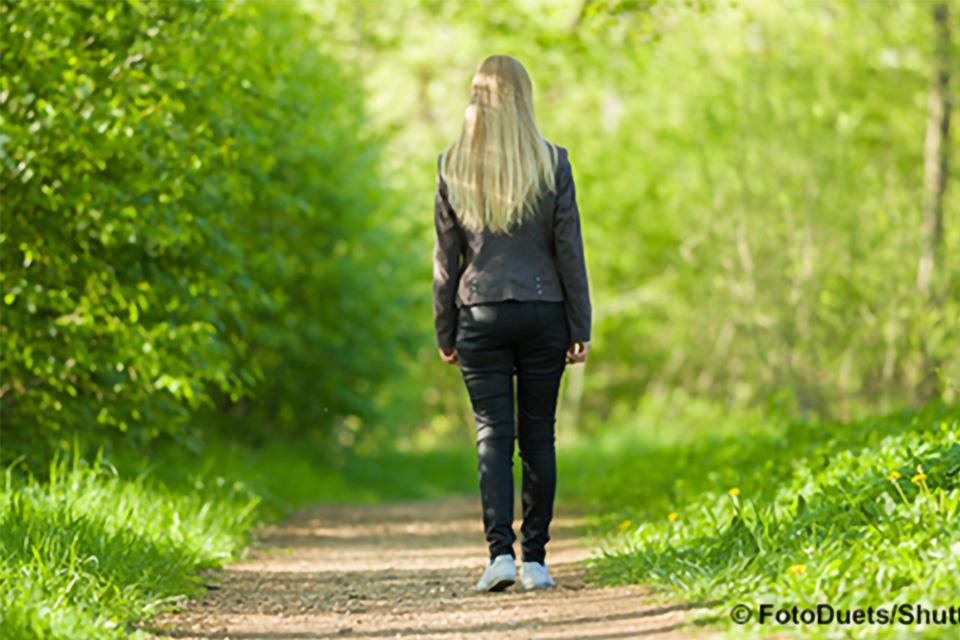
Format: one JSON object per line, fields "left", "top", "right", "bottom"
{"left": 432, "top": 54, "right": 592, "bottom": 592}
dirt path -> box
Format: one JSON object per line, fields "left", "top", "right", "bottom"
{"left": 148, "top": 495, "right": 718, "bottom": 639}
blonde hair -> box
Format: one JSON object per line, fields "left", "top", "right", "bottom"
{"left": 440, "top": 54, "right": 559, "bottom": 234}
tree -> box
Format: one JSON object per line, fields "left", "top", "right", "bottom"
{"left": 917, "top": 1, "right": 952, "bottom": 297}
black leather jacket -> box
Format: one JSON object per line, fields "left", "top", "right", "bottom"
{"left": 432, "top": 143, "right": 592, "bottom": 349}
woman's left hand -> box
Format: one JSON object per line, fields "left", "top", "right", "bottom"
{"left": 438, "top": 347, "right": 458, "bottom": 365}
{"left": 566, "top": 341, "right": 590, "bottom": 364}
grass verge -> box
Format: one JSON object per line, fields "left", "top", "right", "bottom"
{"left": 0, "top": 440, "right": 476, "bottom": 640}
{"left": 564, "top": 403, "right": 959, "bottom": 638}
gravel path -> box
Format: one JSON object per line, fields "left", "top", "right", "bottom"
{"left": 148, "top": 494, "right": 717, "bottom": 639}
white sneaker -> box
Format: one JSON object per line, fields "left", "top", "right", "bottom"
{"left": 520, "top": 561, "right": 556, "bottom": 589}
{"left": 475, "top": 554, "right": 516, "bottom": 592}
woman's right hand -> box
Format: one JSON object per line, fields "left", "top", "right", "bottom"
{"left": 438, "top": 346, "right": 459, "bottom": 365}
{"left": 566, "top": 341, "right": 589, "bottom": 365}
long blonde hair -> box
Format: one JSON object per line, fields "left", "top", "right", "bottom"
{"left": 440, "top": 54, "right": 559, "bottom": 234}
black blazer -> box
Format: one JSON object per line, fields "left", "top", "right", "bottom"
{"left": 432, "top": 143, "right": 592, "bottom": 349}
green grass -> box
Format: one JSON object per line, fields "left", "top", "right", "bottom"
{"left": 3, "top": 404, "right": 956, "bottom": 639}
{"left": 1, "top": 452, "right": 254, "bottom": 639}
{"left": 565, "top": 403, "right": 960, "bottom": 638}
{"left": 0, "top": 440, "right": 476, "bottom": 640}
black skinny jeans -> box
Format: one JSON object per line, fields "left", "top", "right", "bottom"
{"left": 455, "top": 300, "right": 570, "bottom": 564}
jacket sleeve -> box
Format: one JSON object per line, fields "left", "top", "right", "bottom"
{"left": 553, "top": 149, "right": 592, "bottom": 343}
{"left": 433, "top": 156, "right": 463, "bottom": 349}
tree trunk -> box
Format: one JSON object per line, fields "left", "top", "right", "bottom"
{"left": 917, "top": 2, "right": 952, "bottom": 296}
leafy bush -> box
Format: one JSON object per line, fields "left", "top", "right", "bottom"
{"left": 0, "top": 0, "right": 419, "bottom": 460}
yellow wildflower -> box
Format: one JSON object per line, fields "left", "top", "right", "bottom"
{"left": 787, "top": 564, "right": 806, "bottom": 574}
{"left": 911, "top": 473, "right": 927, "bottom": 484}
{"left": 728, "top": 487, "right": 741, "bottom": 497}
{"left": 668, "top": 512, "right": 678, "bottom": 522}
{"left": 887, "top": 470, "right": 901, "bottom": 482}
{"left": 617, "top": 519, "right": 632, "bottom": 531}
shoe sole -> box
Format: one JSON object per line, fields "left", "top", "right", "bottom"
{"left": 481, "top": 578, "right": 515, "bottom": 592}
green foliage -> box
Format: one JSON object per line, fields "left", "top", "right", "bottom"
{"left": 570, "top": 404, "right": 960, "bottom": 637}
{"left": 2, "top": 0, "right": 242, "bottom": 453}
{"left": 317, "top": 0, "right": 959, "bottom": 430}
{"left": 0, "top": 0, "right": 419, "bottom": 459}
{"left": 4, "top": 0, "right": 955, "bottom": 456}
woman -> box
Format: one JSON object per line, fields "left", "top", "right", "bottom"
{"left": 432, "top": 54, "right": 591, "bottom": 592}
